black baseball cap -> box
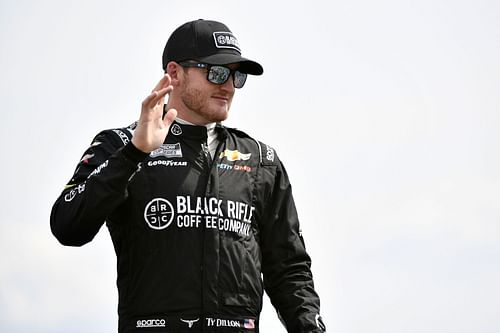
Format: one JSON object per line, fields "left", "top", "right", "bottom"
{"left": 162, "top": 19, "right": 263, "bottom": 75}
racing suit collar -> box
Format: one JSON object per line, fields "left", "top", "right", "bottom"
{"left": 172, "top": 119, "right": 228, "bottom": 159}
{"left": 171, "top": 120, "right": 209, "bottom": 140}
{"left": 175, "top": 117, "right": 216, "bottom": 131}
{"left": 171, "top": 119, "right": 228, "bottom": 140}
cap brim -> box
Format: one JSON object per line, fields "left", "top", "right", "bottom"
{"left": 197, "top": 53, "right": 263, "bottom": 75}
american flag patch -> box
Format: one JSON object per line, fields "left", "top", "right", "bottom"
{"left": 243, "top": 318, "right": 255, "bottom": 329}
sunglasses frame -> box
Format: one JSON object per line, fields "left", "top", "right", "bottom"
{"left": 179, "top": 61, "right": 247, "bottom": 89}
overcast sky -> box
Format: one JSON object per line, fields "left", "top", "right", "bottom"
{"left": 1, "top": 0, "right": 499, "bottom": 332}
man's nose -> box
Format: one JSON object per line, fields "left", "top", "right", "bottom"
{"left": 220, "top": 74, "right": 235, "bottom": 92}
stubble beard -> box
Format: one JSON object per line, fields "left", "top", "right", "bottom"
{"left": 181, "top": 85, "right": 231, "bottom": 124}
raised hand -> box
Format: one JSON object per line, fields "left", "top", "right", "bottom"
{"left": 131, "top": 74, "right": 178, "bottom": 153}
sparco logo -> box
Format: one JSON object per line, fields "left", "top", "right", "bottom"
{"left": 112, "top": 129, "right": 130, "bottom": 145}
{"left": 265, "top": 145, "right": 275, "bottom": 162}
{"left": 136, "top": 319, "right": 166, "bottom": 328}
{"left": 144, "top": 198, "right": 174, "bottom": 230}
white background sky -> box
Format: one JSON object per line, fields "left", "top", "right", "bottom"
{"left": 1, "top": 0, "right": 499, "bottom": 332}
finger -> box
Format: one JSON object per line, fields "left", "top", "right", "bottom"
{"left": 163, "top": 108, "right": 177, "bottom": 127}
{"left": 141, "top": 91, "right": 160, "bottom": 109}
{"left": 149, "top": 85, "right": 173, "bottom": 107}
{"left": 151, "top": 74, "right": 171, "bottom": 93}
{"left": 141, "top": 85, "right": 173, "bottom": 111}
{"left": 142, "top": 75, "right": 172, "bottom": 109}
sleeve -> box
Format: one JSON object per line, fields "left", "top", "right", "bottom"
{"left": 258, "top": 148, "right": 326, "bottom": 333}
{"left": 50, "top": 129, "right": 149, "bottom": 246}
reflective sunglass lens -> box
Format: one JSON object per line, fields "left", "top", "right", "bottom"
{"left": 205, "top": 65, "right": 247, "bottom": 88}
{"left": 208, "top": 66, "right": 230, "bottom": 84}
{"left": 234, "top": 71, "right": 247, "bottom": 88}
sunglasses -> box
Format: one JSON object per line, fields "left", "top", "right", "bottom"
{"left": 179, "top": 62, "right": 247, "bottom": 89}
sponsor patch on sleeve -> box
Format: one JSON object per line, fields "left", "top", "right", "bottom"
{"left": 258, "top": 142, "right": 276, "bottom": 165}
{"left": 112, "top": 129, "right": 130, "bottom": 146}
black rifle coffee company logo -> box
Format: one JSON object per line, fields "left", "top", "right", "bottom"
{"left": 143, "top": 196, "right": 254, "bottom": 236}
{"left": 144, "top": 198, "right": 174, "bottom": 230}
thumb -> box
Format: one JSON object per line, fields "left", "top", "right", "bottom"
{"left": 163, "top": 108, "right": 177, "bottom": 127}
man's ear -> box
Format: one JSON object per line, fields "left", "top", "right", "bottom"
{"left": 166, "top": 62, "right": 182, "bottom": 86}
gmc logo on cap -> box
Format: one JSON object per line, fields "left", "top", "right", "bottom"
{"left": 213, "top": 32, "right": 241, "bottom": 52}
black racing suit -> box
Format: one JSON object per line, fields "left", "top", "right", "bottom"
{"left": 50, "top": 121, "right": 326, "bottom": 333}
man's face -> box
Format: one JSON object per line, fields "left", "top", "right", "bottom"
{"left": 179, "top": 63, "right": 238, "bottom": 124}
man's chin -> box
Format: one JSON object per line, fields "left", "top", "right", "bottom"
{"left": 191, "top": 106, "right": 230, "bottom": 124}
{"left": 209, "top": 109, "right": 230, "bottom": 123}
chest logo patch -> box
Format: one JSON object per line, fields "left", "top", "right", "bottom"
{"left": 150, "top": 143, "right": 183, "bottom": 158}
{"left": 220, "top": 149, "right": 251, "bottom": 162}
{"left": 144, "top": 198, "right": 174, "bottom": 230}
{"left": 171, "top": 124, "right": 182, "bottom": 135}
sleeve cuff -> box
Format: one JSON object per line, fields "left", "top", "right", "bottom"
{"left": 120, "top": 142, "right": 150, "bottom": 164}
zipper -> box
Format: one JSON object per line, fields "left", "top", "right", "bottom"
{"left": 200, "top": 135, "right": 225, "bottom": 324}
{"left": 202, "top": 142, "right": 212, "bottom": 167}
{"left": 200, "top": 141, "right": 213, "bottom": 330}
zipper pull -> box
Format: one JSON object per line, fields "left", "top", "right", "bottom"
{"left": 202, "top": 142, "right": 212, "bottom": 165}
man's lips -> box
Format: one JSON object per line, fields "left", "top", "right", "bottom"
{"left": 212, "top": 95, "right": 229, "bottom": 102}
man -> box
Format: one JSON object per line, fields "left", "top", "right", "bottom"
{"left": 51, "top": 19, "right": 326, "bottom": 333}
